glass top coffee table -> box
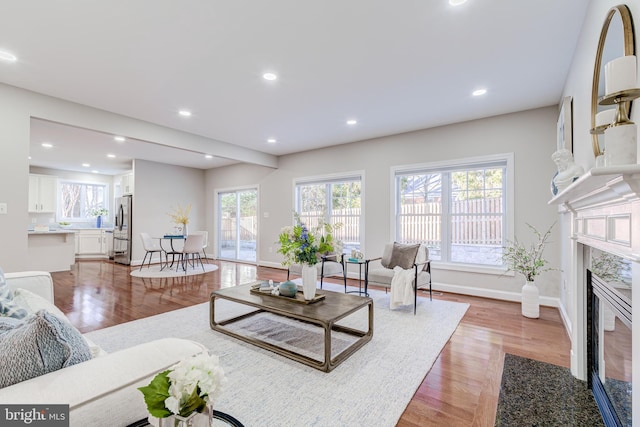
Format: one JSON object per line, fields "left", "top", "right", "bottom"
{"left": 210, "top": 282, "right": 373, "bottom": 372}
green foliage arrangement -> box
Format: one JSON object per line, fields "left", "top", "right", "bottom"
{"left": 277, "top": 213, "right": 341, "bottom": 266}
{"left": 502, "top": 223, "right": 555, "bottom": 282}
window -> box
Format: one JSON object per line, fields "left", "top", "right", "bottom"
{"left": 58, "top": 180, "right": 108, "bottom": 221}
{"left": 295, "top": 174, "right": 362, "bottom": 253}
{"left": 394, "top": 155, "right": 511, "bottom": 267}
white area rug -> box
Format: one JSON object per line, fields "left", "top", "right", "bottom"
{"left": 130, "top": 263, "right": 218, "bottom": 278}
{"left": 85, "top": 283, "right": 469, "bottom": 427}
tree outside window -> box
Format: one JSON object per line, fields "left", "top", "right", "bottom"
{"left": 59, "top": 181, "right": 108, "bottom": 221}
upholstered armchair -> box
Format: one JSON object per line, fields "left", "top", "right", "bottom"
{"left": 287, "top": 253, "right": 346, "bottom": 290}
{"left": 365, "top": 243, "right": 432, "bottom": 314}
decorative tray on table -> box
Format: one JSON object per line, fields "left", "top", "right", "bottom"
{"left": 249, "top": 282, "right": 325, "bottom": 304}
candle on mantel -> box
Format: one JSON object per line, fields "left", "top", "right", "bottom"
{"left": 605, "top": 55, "right": 637, "bottom": 95}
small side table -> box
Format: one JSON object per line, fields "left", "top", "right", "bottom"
{"left": 343, "top": 257, "right": 369, "bottom": 296}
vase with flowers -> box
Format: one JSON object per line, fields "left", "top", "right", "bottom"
{"left": 168, "top": 204, "right": 192, "bottom": 236}
{"left": 90, "top": 207, "right": 108, "bottom": 229}
{"left": 277, "top": 213, "right": 341, "bottom": 300}
{"left": 502, "top": 223, "right": 555, "bottom": 318}
{"left": 138, "top": 353, "right": 226, "bottom": 427}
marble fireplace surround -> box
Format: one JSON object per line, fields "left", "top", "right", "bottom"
{"left": 550, "top": 164, "right": 639, "bottom": 420}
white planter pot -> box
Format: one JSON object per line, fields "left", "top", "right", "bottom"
{"left": 301, "top": 264, "right": 317, "bottom": 300}
{"left": 521, "top": 281, "right": 539, "bottom": 319}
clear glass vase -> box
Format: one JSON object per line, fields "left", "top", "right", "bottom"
{"left": 158, "top": 405, "right": 213, "bottom": 427}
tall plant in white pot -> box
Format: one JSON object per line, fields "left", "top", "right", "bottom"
{"left": 502, "top": 223, "right": 555, "bottom": 318}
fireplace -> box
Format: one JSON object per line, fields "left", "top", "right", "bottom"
{"left": 587, "top": 262, "right": 632, "bottom": 426}
{"left": 549, "top": 166, "right": 640, "bottom": 426}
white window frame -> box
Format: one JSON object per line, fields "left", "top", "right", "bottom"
{"left": 57, "top": 179, "right": 110, "bottom": 223}
{"left": 391, "top": 153, "right": 514, "bottom": 274}
{"left": 293, "top": 171, "right": 365, "bottom": 253}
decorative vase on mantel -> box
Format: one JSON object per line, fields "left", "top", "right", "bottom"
{"left": 521, "top": 281, "right": 540, "bottom": 319}
{"left": 301, "top": 264, "right": 317, "bottom": 300}
{"left": 96, "top": 215, "right": 102, "bottom": 229}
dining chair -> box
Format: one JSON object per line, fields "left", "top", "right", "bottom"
{"left": 139, "top": 233, "right": 164, "bottom": 270}
{"left": 191, "top": 230, "right": 209, "bottom": 262}
{"left": 177, "top": 234, "right": 205, "bottom": 273}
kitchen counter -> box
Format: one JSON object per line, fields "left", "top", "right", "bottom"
{"left": 27, "top": 231, "right": 76, "bottom": 272}
{"left": 28, "top": 230, "right": 77, "bottom": 235}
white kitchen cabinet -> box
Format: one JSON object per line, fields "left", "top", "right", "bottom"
{"left": 28, "top": 174, "right": 57, "bottom": 213}
{"left": 121, "top": 173, "right": 134, "bottom": 195}
{"left": 76, "top": 230, "right": 107, "bottom": 256}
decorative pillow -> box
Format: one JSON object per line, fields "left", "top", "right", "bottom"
{"left": 388, "top": 243, "right": 420, "bottom": 270}
{"left": 0, "top": 267, "right": 28, "bottom": 319}
{"left": 0, "top": 310, "right": 92, "bottom": 388}
{"left": 12, "top": 288, "right": 105, "bottom": 358}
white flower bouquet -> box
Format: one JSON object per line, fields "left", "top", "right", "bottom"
{"left": 138, "top": 353, "right": 226, "bottom": 420}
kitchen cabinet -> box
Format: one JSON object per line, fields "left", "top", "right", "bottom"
{"left": 76, "top": 230, "right": 108, "bottom": 256}
{"left": 28, "top": 174, "right": 57, "bottom": 213}
{"left": 121, "top": 173, "right": 134, "bottom": 195}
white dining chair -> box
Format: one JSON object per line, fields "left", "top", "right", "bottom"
{"left": 139, "top": 233, "right": 164, "bottom": 270}
{"left": 178, "top": 234, "right": 205, "bottom": 273}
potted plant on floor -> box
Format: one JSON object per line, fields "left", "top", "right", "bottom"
{"left": 502, "top": 223, "right": 555, "bottom": 319}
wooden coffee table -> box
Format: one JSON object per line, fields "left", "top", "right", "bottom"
{"left": 209, "top": 283, "right": 373, "bottom": 372}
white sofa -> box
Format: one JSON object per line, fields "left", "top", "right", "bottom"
{"left": 0, "top": 271, "right": 207, "bottom": 427}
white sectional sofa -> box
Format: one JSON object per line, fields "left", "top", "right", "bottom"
{"left": 0, "top": 271, "right": 207, "bottom": 427}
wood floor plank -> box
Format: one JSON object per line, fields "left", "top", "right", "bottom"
{"left": 50, "top": 260, "right": 572, "bottom": 426}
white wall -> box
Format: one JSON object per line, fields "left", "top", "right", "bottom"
{"left": 132, "top": 159, "right": 206, "bottom": 264}
{"left": 206, "top": 106, "right": 560, "bottom": 301}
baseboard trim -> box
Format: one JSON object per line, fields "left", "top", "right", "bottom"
{"left": 557, "top": 301, "right": 572, "bottom": 339}
{"left": 431, "top": 282, "right": 561, "bottom": 308}
{"left": 258, "top": 261, "right": 562, "bottom": 308}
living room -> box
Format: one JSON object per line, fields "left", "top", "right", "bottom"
{"left": 0, "top": 1, "right": 638, "bottom": 426}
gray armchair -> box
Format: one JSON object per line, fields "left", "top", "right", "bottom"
{"left": 365, "top": 243, "right": 432, "bottom": 314}
{"left": 287, "top": 253, "right": 346, "bottom": 291}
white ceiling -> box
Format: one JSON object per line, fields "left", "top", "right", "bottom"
{"left": 1, "top": 1, "right": 588, "bottom": 175}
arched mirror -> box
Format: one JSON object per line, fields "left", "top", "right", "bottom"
{"left": 591, "top": 5, "right": 635, "bottom": 158}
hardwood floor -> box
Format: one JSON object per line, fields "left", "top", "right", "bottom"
{"left": 51, "top": 260, "right": 571, "bottom": 427}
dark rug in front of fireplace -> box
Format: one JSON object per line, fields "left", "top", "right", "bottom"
{"left": 495, "top": 354, "right": 604, "bottom": 426}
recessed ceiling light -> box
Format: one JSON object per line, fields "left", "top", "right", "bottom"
{"left": 472, "top": 88, "right": 487, "bottom": 96}
{"left": 347, "top": 120, "right": 357, "bottom": 125}
{"left": 263, "top": 73, "right": 277, "bottom": 81}
{"left": 178, "top": 110, "right": 192, "bottom": 117}
{"left": 41, "top": 142, "right": 53, "bottom": 148}
{"left": 205, "top": 154, "right": 213, "bottom": 159}
{"left": 91, "top": 170, "right": 99, "bottom": 174}
{"left": 0, "top": 50, "right": 17, "bottom": 62}
{"left": 449, "top": 0, "right": 467, "bottom": 6}
{"left": 114, "top": 136, "right": 125, "bottom": 142}
{"left": 82, "top": 163, "right": 90, "bottom": 168}
{"left": 107, "top": 154, "right": 116, "bottom": 158}
{"left": 267, "top": 138, "right": 277, "bottom": 143}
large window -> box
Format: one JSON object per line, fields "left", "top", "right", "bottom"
{"left": 58, "top": 180, "right": 108, "bottom": 221}
{"left": 395, "top": 155, "right": 510, "bottom": 267}
{"left": 295, "top": 175, "right": 362, "bottom": 253}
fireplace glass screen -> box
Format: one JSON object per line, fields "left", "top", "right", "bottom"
{"left": 589, "top": 249, "right": 632, "bottom": 427}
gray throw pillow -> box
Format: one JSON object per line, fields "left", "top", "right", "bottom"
{"left": 388, "top": 243, "right": 420, "bottom": 270}
{"left": 0, "top": 310, "right": 92, "bottom": 388}
{"left": 0, "top": 267, "right": 28, "bottom": 319}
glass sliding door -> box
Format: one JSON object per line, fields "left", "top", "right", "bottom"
{"left": 218, "top": 189, "right": 257, "bottom": 262}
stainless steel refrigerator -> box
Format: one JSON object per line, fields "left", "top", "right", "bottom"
{"left": 114, "top": 194, "right": 132, "bottom": 265}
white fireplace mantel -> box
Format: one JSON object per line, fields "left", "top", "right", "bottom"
{"left": 550, "top": 165, "right": 640, "bottom": 262}
{"left": 550, "top": 164, "right": 640, "bottom": 211}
